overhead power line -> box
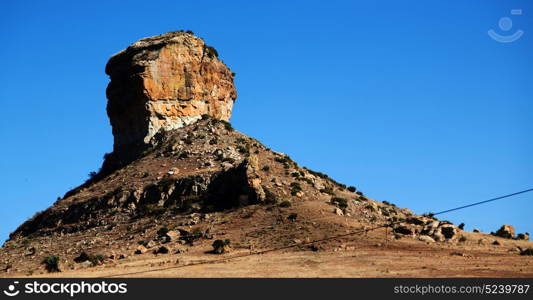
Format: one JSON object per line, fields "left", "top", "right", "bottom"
{"left": 432, "top": 187, "right": 533, "bottom": 216}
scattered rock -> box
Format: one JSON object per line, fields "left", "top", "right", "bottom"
{"left": 418, "top": 235, "right": 435, "bottom": 243}
{"left": 174, "top": 247, "right": 187, "bottom": 254}
{"left": 334, "top": 207, "right": 344, "bottom": 216}
{"left": 162, "top": 230, "right": 181, "bottom": 243}
{"left": 145, "top": 240, "right": 157, "bottom": 248}
{"left": 134, "top": 245, "right": 148, "bottom": 254}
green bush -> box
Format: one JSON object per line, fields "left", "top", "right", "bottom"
{"left": 42, "top": 255, "right": 61, "bottom": 272}
{"left": 279, "top": 200, "right": 292, "bottom": 208}
{"left": 212, "top": 239, "right": 231, "bottom": 254}
{"left": 221, "top": 120, "right": 233, "bottom": 131}
{"left": 331, "top": 197, "right": 349, "bottom": 209}
{"left": 157, "top": 227, "right": 170, "bottom": 237}
{"left": 201, "top": 114, "right": 209, "bottom": 120}
{"left": 288, "top": 213, "right": 298, "bottom": 221}
{"left": 204, "top": 45, "right": 219, "bottom": 58}
{"left": 221, "top": 157, "right": 235, "bottom": 163}
{"left": 237, "top": 144, "right": 250, "bottom": 155}
{"left": 183, "top": 136, "right": 193, "bottom": 145}
{"left": 290, "top": 182, "right": 302, "bottom": 196}
{"left": 319, "top": 187, "right": 335, "bottom": 195}
{"left": 347, "top": 186, "right": 356, "bottom": 192}
{"left": 74, "top": 252, "right": 104, "bottom": 267}
{"left": 261, "top": 166, "right": 270, "bottom": 172}
{"left": 458, "top": 223, "right": 465, "bottom": 230}
{"left": 356, "top": 191, "right": 364, "bottom": 196}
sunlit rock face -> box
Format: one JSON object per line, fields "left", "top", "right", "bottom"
{"left": 105, "top": 31, "right": 237, "bottom": 155}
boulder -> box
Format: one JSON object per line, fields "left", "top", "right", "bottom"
{"left": 334, "top": 207, "right": 344, "bottom": 216}
{"left": 516, "top": 233, "right": 530, "bottom": 241}
{"left": 134, "top": 245, "right": 148, "bottom": 254}
{"left": 418, "top": 235, "right": 435, "bottom": 243}
{"left": 438, "top": 224, "right": 457, "bottom": 240}
{"left": 494, "top": 225, "right": 515, "bottom": 239}
{"left": 393, "top": 224, "right": 414, "bottom": 235}
{"left": 164, "top": 230, "right": 181, "bottom": 242}
{"left": 104, "top": 31, "right": 237, "bottom": 165}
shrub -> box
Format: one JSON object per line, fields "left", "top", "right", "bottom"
{"left": 458, "top": 223, "right": 465, "bottom": 230}
{"left": 212, "top": 239, "right": 231, "bottom": 254}
{"left": 201, "top": 114, "right": 209, "bottom": 120}
{"left": 521, "top": 248, "right": 533, "bottom": 256}
{"left": 291, "top": 172, "right": 300, "bottom": 178}
{"left": 290, "top": 182, "right": 302, "bottom": 196}
{"left": 356, "top": 191, "right": 364, "bottom": 196}
{"left": 209, "top": 138, "right": 218, "bottom": 145}
{"left": 220, "top": 120, "right": 233, "bottom": 131}
{"left": 157, "top": 227, "right": 170, "bottom": 237}
{"left": 319, "top": 187, "right": 335, "bottom": 195}
{"left": 347, "top": 186, "right": 356, "bottom": 192}
{"left": 288, "top": 213, "right": 298, "bottom": 221}
{"left": 237, "top": 144, "right": 250, "bottom": 155}
{"left": 221, "top": 157, "right": 235, "bottom": 163}
{"left": 183, "top": 136, "right": 193, "bottom": 145}
{"left": 88, "top": 171, "right": 97, "bottom": 179}
{"left": 299, "top": 177, "right": 313, "bottom": 185}
{"left": 459, "top": 236, "right": 467, "bottom": 242}
{"left": 261, "top": 166, "right": 270, "bottom": 172}
{"left": 204, "top": 45, "right": 219, "bottom": 58}
{"left": 279, "top": 200, "right": 292, "bottom": 208}
{"left": 331, "top": 197, "right": 349, "bottom": 209}
{"left": 274, "top": 156, "right": 288, "bottom": 164}
{"left": 42, "top": 255, "right": 61, "bottom": 272}
{"left": 185, "top": 30, "right": 194, "bottom": 34}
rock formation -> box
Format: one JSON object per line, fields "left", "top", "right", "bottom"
{"left": 105, "top": 31, "right": 237, "bottom": 162}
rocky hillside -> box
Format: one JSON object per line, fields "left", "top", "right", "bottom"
{"left": 1, "top": 31, "right": 531, "bottom": 277}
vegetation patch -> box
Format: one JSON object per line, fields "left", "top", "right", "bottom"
{"left": 331, "top": 197, "right": 349, "bottom": 209}
{"left": 279, "top": 200, "right": 292, "bottom": 208}
{"left": 42, "top": 255, "right": 61, "bottom": 272}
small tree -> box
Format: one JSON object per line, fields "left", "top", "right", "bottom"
{"left": 42, "top": 256, "right": 61, "bottom": 272}
{"left": 212, "top": 239, "right": 231, "bottom": 254}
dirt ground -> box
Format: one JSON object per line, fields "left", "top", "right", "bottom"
{"left": 6, "top": 227, "right": 531, "bottom": 278}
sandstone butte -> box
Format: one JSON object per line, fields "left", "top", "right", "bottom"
{"left": 105, "top": 31, "right": 237, "bottom": 163}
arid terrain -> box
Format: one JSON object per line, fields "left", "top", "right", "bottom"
{"left": 1, "top": 31, "right": 532, "bottom": 278}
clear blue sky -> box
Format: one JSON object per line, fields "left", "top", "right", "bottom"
{"left": 1, "top": 0, "right": 532, "bottom": 243}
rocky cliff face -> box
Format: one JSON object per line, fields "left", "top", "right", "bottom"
{"left": 106, "top": 31, "right": 237, "bottom": 162}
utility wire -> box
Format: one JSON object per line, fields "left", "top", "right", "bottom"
{"left": 432, "top": 188, "right": 533, "bottom": 216}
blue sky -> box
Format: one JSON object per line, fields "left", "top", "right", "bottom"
{"left": 1, "top": 0, "right": 531, "bottom": 243}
